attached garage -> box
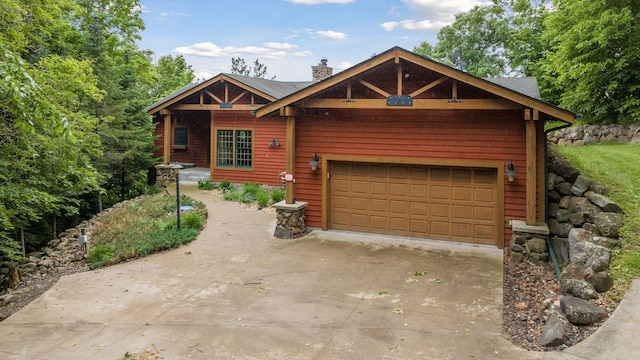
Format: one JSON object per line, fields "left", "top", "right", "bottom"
{"left": 329, "top": 161, "right": 498, "bottom": 245}
{"left": 256, "top": 47, "right": 577, "bottom": 248}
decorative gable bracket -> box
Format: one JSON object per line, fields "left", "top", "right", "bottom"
{"left": 387, "top": 95, "right": 413, "bottom": 107}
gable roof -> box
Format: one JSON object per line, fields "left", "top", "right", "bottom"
{"left": 145, "top": 73, "right": 314, "bottom": 115}
{"left": 254, "top": 46, "right": 575, "bottom": 123}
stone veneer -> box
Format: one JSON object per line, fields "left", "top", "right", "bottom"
{"left": 272, "top": 201, "right": 308, "bottom": 239}
{"left": 155, "top": 164, "right": 182, "bottom": 188}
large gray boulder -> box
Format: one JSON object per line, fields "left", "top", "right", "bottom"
{"left": 585, "top": 272, "right": 614, "bottom": 293}
{"left": 584, "top": 191, "right": 622, "bottom": 213}
{"left": 571, "top": 175, "right": 592, "bottom": 196}
{"left": 569, "top": 203, "right": 601, "bottom": 226}
{"left": 560, "top": 296, "right": 607, "bottom": 325}
{"left": 549, "top": 219, "right": 575, "bottom": 237}
{"left": 570, "top": 240, "right": 611, "bottom": 273}
{"left": 589, "top": 236, "right": 621, "bottom": 249}
{"left": 537, "top": 307, "right": 568, "bottom": 347}
{"left": 561, "top": 279, "right": 598, "bottom": 300}
{"left": 594, "top": 212, "right": 624, "bottom": 239}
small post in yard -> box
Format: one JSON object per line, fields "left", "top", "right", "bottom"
{"left": 175, "top": 166, "right": 181, "bottom": 231}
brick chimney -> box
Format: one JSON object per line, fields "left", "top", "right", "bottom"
{"left": 311, "top": 58, "right": 332, "bottom": 82}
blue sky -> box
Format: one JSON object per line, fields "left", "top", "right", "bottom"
{"left": 136, "top": 0, "right": 491, "bottom": 81}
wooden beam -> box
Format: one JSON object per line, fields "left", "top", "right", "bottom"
{"left": 224, "top": 83, "right": 229, "bottom": 102}
{"left": 346, "top": 81, "right": 352, "bottom": 100}
{"left": 285, "top": 116, "right": 296, "bottom": 204}
{"left": 205, "top": 90, "right": 223, "bottom": 104}
{"left": 397, "top": 64, "right": 402, "bottom": 95}
{"left": 170, "top": 104, "right": 259, "bottom": 111}
{"left": 526, "top": 112, "right": 537, "bottom": 225}
{"left": 163, "top": 113, "right": 171, "bottom": 164}
{"left": 536, "top": 113, "right": 545, "bottom": 223}
{"left": 409, "top": 76, "right": 448, "bottom": 98}
{"left": 302, "top": 98, "right": 523, "bottom": 110}
{"left": 358, "top": 79, "right": 390, "bottom": 98}
{"left": 452, "top": 80, "right": 458, "bottom": 100}
{"left": 231, "top": 91, "right": 247, "bottom": 104}
{"left": 210, "top": 110, "right": 215, "bottom": 176}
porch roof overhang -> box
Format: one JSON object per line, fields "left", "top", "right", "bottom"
{"left": 144, "top": 73, "right": 313, "bottom": 115}
{"left": 254, "top": 47, "right": 577, "bottom": 124}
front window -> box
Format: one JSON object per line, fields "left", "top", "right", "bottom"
{"left": 216, "top": 129, "right": 253, "bottom": 168}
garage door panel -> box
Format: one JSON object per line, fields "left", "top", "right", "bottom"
{"left": 330, "top": 162, "right": 497, "bottom": 245}
{"left": 410, "top": 201, "right": 428, "bottom": 215}
{"left": 452, "top": 187, "right": 472, "bottom": 201}
{"left": 370, "top": 182, "right": 388, "bottom": 195}
{"left": 431, "top": 185, "right": 450, "bottom": 199}
{"left": 452, "top": 204, "right": 471, "bottom": 219}
{"left": 431, "top": 203, "right": 450, "bottom": 218}
{"left": 475, "top": 205, "right": 494, "bottom": 220}
{"left": 370, "top": 198, "right": 387, "bottom": 212}
{"left": 452, "top": 223, "right": 472, "bottom": 238}
{"left": 351, "top": 197, "right": 369, "bottom": 210}
{"left": 475, "top": 188, "right": 495, "bottom": 203}
{"left": 409, "top": 184, "right": 427, "bottom": 197}
{"left": 369, "top": 215, "right": 389, "bottom": 229}
{"left": 390, "top": 217, "right": 408, "bottom": 231}
{"left": 389, "top": 183, "right": 407, "bottom": 196}
{"left": 351, "top": 180, "right": 369, "bottom": 193}
{"left": 431, "top": 221, "right": 450, "bottom": 235}
{"left": 389, "top": 200, "right": 407, "bottom": 214}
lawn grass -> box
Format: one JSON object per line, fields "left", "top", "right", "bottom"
{"left": 86, "top": 193, "right": 207, "bottom": 269}
{"left": 553, "top": 143, "right": 640, "bottom": 301}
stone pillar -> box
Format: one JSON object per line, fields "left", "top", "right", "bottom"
{"left": 155, "top": 164, "right": 181, "bottom": 189}
{"left": 509, "top": 220, "right": 550, "bottom": 263}
{"left": 272, "top": 200, "right": 308, "bottom": 239}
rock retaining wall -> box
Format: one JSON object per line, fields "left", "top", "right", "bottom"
{"left": 0, "top": 196, "right": 145, "bottom": 296}
{"left": 548, "top": 124, "right": 640, "bottom": 146}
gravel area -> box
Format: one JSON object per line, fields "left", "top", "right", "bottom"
{"left": 503, "top": 249, "right": 617, "bottom": 351}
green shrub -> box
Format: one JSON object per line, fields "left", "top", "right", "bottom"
{"left": 87, "top": 244, "right": 114, "bottom": 269}
{"left": 271, "top": 188, "right": 285, "bottom": 203}
{"left": 145, "top": 184, "right": 161, "bottom": 195}
{"left": 255, "top": 191, "right": 271, "bottom": 208}
{"left": 197, "top": 179, "right": 216, "bottom": 190}
{"left": 181, "top": 211, "right": 204, "bottom": 230}
{"left": 219, "top": 179, "right": 233, "bottom": 191}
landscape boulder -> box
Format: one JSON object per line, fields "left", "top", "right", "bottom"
{"left": 560, "top": 296, "right": 607, "bottom": 325}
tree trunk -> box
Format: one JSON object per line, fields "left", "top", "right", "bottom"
{"left": 7, "top": 264, "right": 21, "bottom": 288}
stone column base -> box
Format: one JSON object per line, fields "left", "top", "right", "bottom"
{"left": 272, "top": 201, "right": 308, "bottom": 239}
{"left": 509, "top": 220, "right": 550, "bottom": 263}
{"left": 155, "top": 164, "right": 181, "bottom": 189}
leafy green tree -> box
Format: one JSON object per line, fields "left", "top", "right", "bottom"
{"left": 150, "top": 54, "right": 195, "bottom": 100}
{"left": 415, "top": 5, "right": 509, "bottom": 77}
{"left": 540, "top": 0, "right": 640, "bottom": 124}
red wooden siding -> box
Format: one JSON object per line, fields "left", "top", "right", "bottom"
{"left": 212, "top": 113, "right": 287, "bottom": 186}
{"left": 152, "top": 120, "right": 164, "bottom": 162}
{"left": 292, "top": 108, "right": 528, "bottom": 246}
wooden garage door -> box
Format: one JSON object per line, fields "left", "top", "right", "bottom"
{"left": 330, "top": 162, "right": 497, "bottom": 245}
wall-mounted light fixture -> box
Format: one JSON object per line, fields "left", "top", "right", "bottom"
{"left": 268, "top": 138, "right": 280, "bottom": 148}
{"left": 505, "top": 161, "right": 517, "bottom": 183}
{"left": 309, "top": 153, "right": 320, "bottom": 171}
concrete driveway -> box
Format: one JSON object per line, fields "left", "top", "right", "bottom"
{"left": 0, "top": 184, "right": 638, "bottom": 359}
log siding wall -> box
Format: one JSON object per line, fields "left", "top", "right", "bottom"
{"left": 292, "top": 109, "right": 528, "bottom": 246}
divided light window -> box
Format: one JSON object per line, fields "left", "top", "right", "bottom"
{"left": 216, "top": 129, "right": 253, "bottom": 168}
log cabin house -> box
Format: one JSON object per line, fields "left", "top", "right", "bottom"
{"left": 147, "top": 46, "right": 576, "bottom": 247}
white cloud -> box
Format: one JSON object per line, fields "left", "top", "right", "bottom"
{"left": 382, "top": 0, "right": 492, "bottom": 33}
{"left": 337, "top": 61, "right": 353, "bottom": 70}
{"left": 293, "top": 50, "right": 313, "bottom": 57}
{"left": 316, "top": 30, "right": 347, "bottom": 40}
{"left": 157, "top": 11, "right": 190, "bottom": 21}
{"left": 174, "top": 42, "right": 277, "bottom": 57}
{"left": 286, "top": 0, "right": 354, "bottom": 4}
{"left": 264, "top": 42, "right": 298, "bottom": 49}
